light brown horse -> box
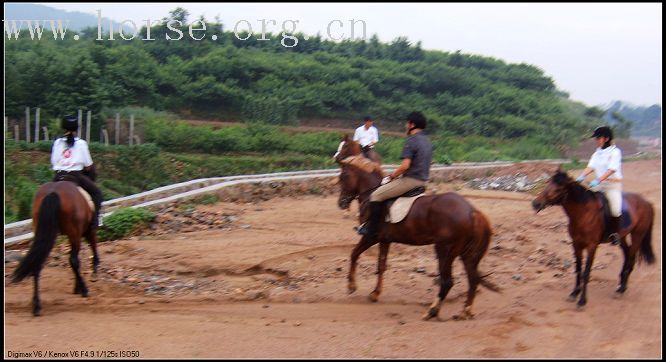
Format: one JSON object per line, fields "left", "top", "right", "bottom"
{"left": 11, "top": 181, "right": 100, "bottom": 316}
{"left": 532, "top": 168, "right": 655, "bottom": 308}
{"left": 335, "top": 136, "right": 500, "bottom": 320}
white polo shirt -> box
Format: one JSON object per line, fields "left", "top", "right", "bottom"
{"left": 353, "top": 125, "right": 379, "bottom": 147}
{"left": 51, "top": 137, "right": 93, "bottom": 171}
{"left": 587, "top": 145, "right": 623, "bottom": 180}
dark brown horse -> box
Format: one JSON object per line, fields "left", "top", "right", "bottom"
{"left": 11, "top": 181, "right": 101, "bottom": 316}
{"left": 335, "top": 136, "right": 500, "bottom": 320}
{"left": 532, "top": 168, "right": 655, "bottom": 308}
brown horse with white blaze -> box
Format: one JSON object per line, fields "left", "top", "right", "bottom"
{"left": 11, "top": 181, "right": 101, "bottom": 316}
{"left": 532, "top": 168, "right": 655, "bottom": 308}
{"left": 335, "top": 136, "right": 500, "bottom": 320}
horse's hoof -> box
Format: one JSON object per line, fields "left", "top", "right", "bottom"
{"left": 81, "top": 290, "right": 89, "bottom": 298}
{"left": 32, "top": 309, "right": 42, "bottom": 317}
{"left": 90, "top": 274, "right": 98, "bottom": 282}
{"left": 368, "top": 291, "right": 380, "bottom": 303}
{"left": 576, "top": 302, "right": 586, "bottom": 310}
{"left": 348, "top": 283, "right": 357, "bottom": 294}
{"left": 615, "top": 286, "right": 626, "bottom": 294}
{"left": 422, "top": 308, "right": 439, "bottom": 321}
{"left": 566, "top": 295, "right": 577, "bottom": 302}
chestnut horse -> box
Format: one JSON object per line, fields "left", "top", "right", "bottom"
{"left": 335, "top": 136, "right": 500, "bottom": 320}
{"left": 11, "top": 181, "right": 101, "bottom": 316}
{"left": 532, "top": 168, "right": 655, "bottom": 308}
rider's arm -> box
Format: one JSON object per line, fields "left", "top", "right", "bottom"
{"left": 370, "top": 127, "right": 378, "bottom": 146}
{"left": 390, "top": 158, "right": 411, "bottom": 180}
{"left": 80, "top": 140, "right": 93, "bottom": 168}
{"left": 597, "top": 169, "right": 616, "bottom": 182}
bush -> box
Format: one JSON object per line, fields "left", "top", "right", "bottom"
{"left": 98, "top": 207, "right": 155, "bottom": 241}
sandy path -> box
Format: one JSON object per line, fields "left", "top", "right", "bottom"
{"left": 4, "top": 159, "right": 661, "bottom": 358}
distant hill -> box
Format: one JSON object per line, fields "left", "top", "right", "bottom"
{"left": 4, "top": 3, "right": 123, "bottom": 32}
{"left": 604, "top": 101, "right": 662, "bottom": 138}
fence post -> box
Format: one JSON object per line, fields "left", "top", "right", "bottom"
{"left": 25, "top": 107, "right": 30, "bottom": 142}
{"left": 78, "top": 109, "right": 83, "bottom": 136}
{"left": 115, "top": 113, "right": 120, "bottom": 145}
{"left": 129, "top": 114, "right": 134, "bottom": 146}
{"left": 133, "top": 135, "right": 141, "bottom": 145}
{"left": 34, "top": 108, "right": 40, "bottom": 142}
{"left": 102, "top": 128, "right": 109, "bottom": 146}
{"left": 42, "top": 126, "right": 49, "bottom": 141}
{"left": 86, "top": 110, "right": 92, "bottom": 142}
{"left": 14, "top": 125, "right": 20, "bottom": 141}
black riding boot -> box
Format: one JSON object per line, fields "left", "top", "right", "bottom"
{"left": 608, "top": 216, "right": 621, "bottom": 245}
{"left": 358, "top": 201, "right": 384, "bottom": 238}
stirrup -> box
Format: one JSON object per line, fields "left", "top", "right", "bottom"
{"left": 608, "top": 233, "right": 620, "bottom": 245}
{"left": 357, "top": 223, "right": 369, "bottom": 235}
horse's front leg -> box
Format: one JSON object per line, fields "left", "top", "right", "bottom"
{"left": 577, "top": 245, "right": 598, "bottom": 308}
{"left": 348, "top": 235, "right": 379, "bottom": 294}
{"left": 369, "top": 241, "right": 390, "bottom": 302}
{"left": 567, "top": 247, "right": 583, "bottom": 302}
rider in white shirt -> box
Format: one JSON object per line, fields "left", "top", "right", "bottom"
{"left": 52, "top": 115, "right": 104, "bottom": 228}
{"left": 576, "top": 126, "right": 623, "bottom": 245}
{"left": 353, "top": 116, "right": 379, "bottom": 160}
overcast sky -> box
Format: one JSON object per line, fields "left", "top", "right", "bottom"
{"left": 38, "top": 3, "right": 662, "bottom": 107}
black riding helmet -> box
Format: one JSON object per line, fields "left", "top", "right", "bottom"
{"left": 591, "top": 126, "right": 613, "bottom": 141}
{"left": 407, "top": 111, "right": 426, "bottom": 130}
{"left": 62, "top": 115, "right": 78, "bottom": 132}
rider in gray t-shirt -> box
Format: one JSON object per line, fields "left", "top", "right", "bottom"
{"left": 357, "top": 111, "right": 432, "bottom": 238}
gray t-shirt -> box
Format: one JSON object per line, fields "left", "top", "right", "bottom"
{"left": 401, "top": 132, "right": 432, "bottom": 181}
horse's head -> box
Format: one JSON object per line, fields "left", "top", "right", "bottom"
{"left": 333, "top": 134, "right": 362, "bottom": 164}
{"left": 532, "top": 166, "right": 575, "bottom": 213}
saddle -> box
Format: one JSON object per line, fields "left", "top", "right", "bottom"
{"left": 384, "top": 186, "right": 427, "bottom": 223}
{"left": 594, "top": 192, "right": 631, "bottom": 234}
{"left": 54, "top": 178, "right": 95, "bottom": 212}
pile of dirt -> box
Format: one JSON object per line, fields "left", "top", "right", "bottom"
{"left": 466, "top": 161, "right": 557, "bottom": 192}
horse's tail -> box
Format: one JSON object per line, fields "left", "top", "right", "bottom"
{"left": 12, "top": 192, "right": 60, "bottom": 283}
{"left": 468, "top": 210, "right": 502, "bottom": 293}
{"left": 639, "top": 215, "right": 656, "bottom": 265}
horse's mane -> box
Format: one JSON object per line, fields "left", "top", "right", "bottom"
{"left": 341, "top": 155, "right": 383, "bottom": 177}
{"left": 553, "top": 171, "right": 596, "bottom": 203}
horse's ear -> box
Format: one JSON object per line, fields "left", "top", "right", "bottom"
{"left": 342, "top": 134, "right": 349, "bottom": 141}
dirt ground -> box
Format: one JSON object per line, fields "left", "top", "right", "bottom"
{"left": 4, "top": 159, "right": 662, "bottom": 358}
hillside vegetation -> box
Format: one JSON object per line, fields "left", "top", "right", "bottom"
{"left": 5, "top": 8, "right": 610, "bottom": 223}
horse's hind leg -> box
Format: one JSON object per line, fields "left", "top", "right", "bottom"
{"left": 32, "top": 271, "right": 42, "bottom": 316}
{"left": 457, "top": 254, "right": 483, "bottom": 320}
{"left": 85, "top": 228, "right": 100, "bottom": 281}
{"left": 369, "top": 241, "right": 390, "bottom": 302}
{"left": 617, "top": 232, "right": 640, "bottom": 295}
{"left": 423, "top": 243, "right": 454, "bottom": 321}
{"left": 348, "top": 235, "right": 379, "bottom": 294}
{"left": 68, "top": 238, "right": 89, "bottom": 297}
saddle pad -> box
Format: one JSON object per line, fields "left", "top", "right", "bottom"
{"left": 386, "top": 194, "right": 426, "bottom": 223}
{"left": 77, "top": 187, "right": 95, "bottom": 212}
{"left": 341, "top": 155, "right": 382, "bottom": 174}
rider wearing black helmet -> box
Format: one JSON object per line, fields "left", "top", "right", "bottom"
{"left": 357, "top": 111, "right": 432, "bottom": 238}
{"left": 576, "top": 126, "right": 624, "bottom": 245}
{"left": 51, "top": 115, "right": 104, "bottom": 228}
